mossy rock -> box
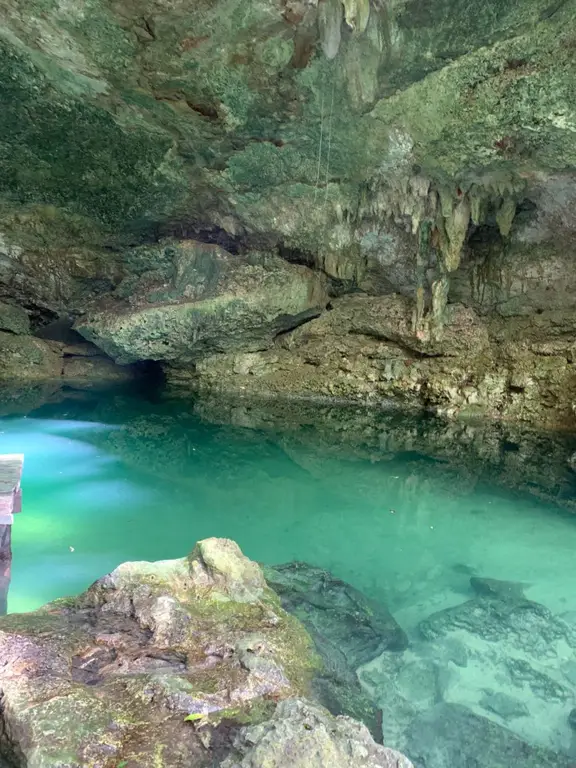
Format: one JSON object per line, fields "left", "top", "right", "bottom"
{"left": 0, "top": 538, "right": 318, "bottom": 767}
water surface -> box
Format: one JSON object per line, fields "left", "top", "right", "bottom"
{"left": 1, "top": 389, "right": 576, "bottom": 765}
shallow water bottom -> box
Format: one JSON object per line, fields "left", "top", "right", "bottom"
{"left": 1, "top": 389, "right": 576, "bottom": 766}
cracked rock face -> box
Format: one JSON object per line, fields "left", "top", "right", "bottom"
{"left": 74, "top": 242, "right": 328, "bottom": 365}
{"left": 0, "top": 538, "right": 317, "bottom": 767}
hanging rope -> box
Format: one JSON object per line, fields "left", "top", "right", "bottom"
{"left": 323, "top": 75, "right": 336, "bottom": 215}
{"left": 314, "top": 89, "right": 325, "bottom": 203}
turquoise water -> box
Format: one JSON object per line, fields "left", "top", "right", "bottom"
{"left": 1, "top": 392, "right": 575, "bottom": 620}
{"left": 2, "top": 389, "right": 576, "bottom": 764}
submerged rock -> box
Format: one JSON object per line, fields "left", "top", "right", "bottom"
{"left": 221, "top": 698, "right": 414, "bottom": 768}
{"left": 265, "top": 561, "right": 407, "bottom": 738}
{"left": 405, "top": 703, "right": 572, "bottom": 768}
{"left": 469, "top": 576, "right": 528, "bottom": 601}
{"left": 265, "top": 562, "right": 408, "bottom": 663}
{"left": 360, "top": 575, "right": 576, "bottom": 762}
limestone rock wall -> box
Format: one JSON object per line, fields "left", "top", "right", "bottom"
{"left": 0, "top": 0, "right": 575, "bottom": 425}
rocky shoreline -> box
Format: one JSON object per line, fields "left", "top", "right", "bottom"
{"left": 0, "top": 538, "right": 412, "bottom": 768}
{"left": 2, "top": 234, "right": 576, "bottom": 429}
{"left": 1, "top": 539, "right": 575, "bottom": 767}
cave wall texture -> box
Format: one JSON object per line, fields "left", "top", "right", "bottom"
{"left": 1, "top": 0, "right": 576, "bottom": 426}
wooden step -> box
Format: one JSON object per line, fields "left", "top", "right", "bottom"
{"left": 0, "top": 454, "right": 24, "bottom": 523}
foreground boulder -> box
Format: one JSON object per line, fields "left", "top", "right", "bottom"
{"left": 222, "top": 698, "right": 414, "bottom": 768}
{"left": 0, "top": 539, "right": 411, "bottom": 768}
{"left": 0, "top": 539, "right": 315, "bottom": 767}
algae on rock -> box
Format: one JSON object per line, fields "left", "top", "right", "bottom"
{"left": 0, "top": 539, "right": 317, "bottom": 767}
{"left": 0, "top": 0, "right": 575, "bottom": 426}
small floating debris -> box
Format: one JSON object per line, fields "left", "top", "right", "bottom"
{"left": 69, "top": 546, "right": 75, "bottom": 553}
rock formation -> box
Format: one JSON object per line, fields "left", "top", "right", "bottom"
{"left": 264, "top": 561, "right": 408, "bottom": 737}
{"left": 359, "top": 575, "right": 576, "bottom": 767}
{"left": 221, "top": 698, "right": 413, "bottom": 768}
{"left": 0, "top": 538, "right": 412, "bottom": 767}
{"left": 1, "top": 0, "right": 576, "bottom": 424}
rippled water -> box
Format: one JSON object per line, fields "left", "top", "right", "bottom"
{"left": 1, "top": 388, "right": 576, "bottom": 766}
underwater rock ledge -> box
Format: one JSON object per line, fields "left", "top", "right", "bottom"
{"left": 0, "top": 538, "right": 412, "bottom": 768}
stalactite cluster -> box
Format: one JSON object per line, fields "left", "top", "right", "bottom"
{"left": 318, "top": 0, "right": 372, "bottom": 59}
{"left": 359, "top": 174, "right": 526, "bottom": 339}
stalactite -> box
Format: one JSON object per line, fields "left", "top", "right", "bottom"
{"left": 469, "top": 185, "right": 485, "bottom": 226}
{"left": 343, "top": 0, "right": 371, "bottom": 33}
{"left": 319, "top": 0, "right": 343, "bottom": 59}
{"left": 413, "top": 219, "right": 432, "bottom": 338}
{"left": 496, "top": 196, "right": 517, "bottom": 237}
{"left": 442, "top": 195, "right": 471, "bottom": 272}
{"left": 319, "top": 0, "right": 373, "bottom": 60}
{"left": 431, "top": 270, "right": 450, "bottom": 340}
{"left": 362, "top": 171, "right": 523, "bottom": 341}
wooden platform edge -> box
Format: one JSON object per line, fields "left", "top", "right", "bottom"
{"left": 0, "top": 454, "right": 24, "bottom": 519}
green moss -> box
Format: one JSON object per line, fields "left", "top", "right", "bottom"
{"left": 227, "top": 143, "right": 307, "bottom": 189}
{"left": 373, "top": 8, "right": 576, "bottom": 180}
{"left": 256, "top": 38, "right": 294, "bottom": 72}
{"left": 0, "top": 36, "right": 187, "bottom": 231}
{"left": 386, "top": 0, "right": 563, "bottom": 91}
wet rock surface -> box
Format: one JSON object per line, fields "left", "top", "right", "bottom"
{"left": 0, "top": 538, "right": 413, "bottom": 768}
{"left": 221, "top": 698, "right": 414, "bottom": 768}
{"left": 265, "top": 561, "right": 407, "bottom": 738}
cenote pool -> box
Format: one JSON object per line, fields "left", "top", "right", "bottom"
{"left": 2, "top": 388, "right": 576, "bottom": 766}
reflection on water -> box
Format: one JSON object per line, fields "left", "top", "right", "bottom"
{"left": 1, "top": 390, "right": 576, "bottom": 766}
